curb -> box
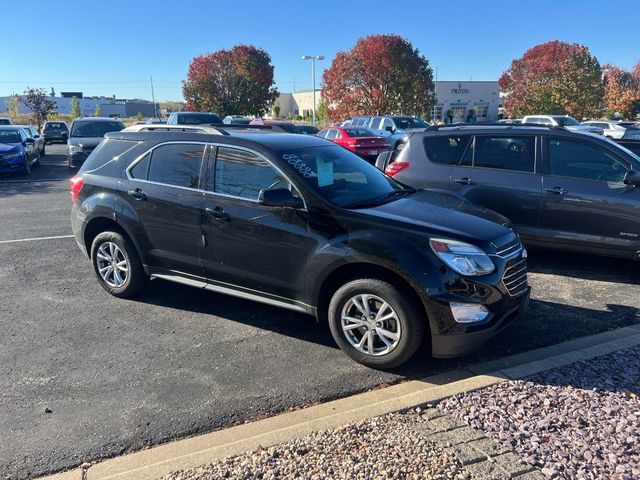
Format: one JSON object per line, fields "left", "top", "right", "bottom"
{"left": 37, "top": 324, "right": 640, "bottom": 480}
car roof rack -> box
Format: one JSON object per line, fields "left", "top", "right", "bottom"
{"left": 426, "top": 123, "right": 568, "bottom": 131}
{"left": 122, "top": 124, "right": 229, "bottom": 135}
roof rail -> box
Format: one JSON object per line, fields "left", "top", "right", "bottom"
{"left": 426, "top": 123, "right": 568, "bottom": 131}
{"left": 121, "top": 124, "right": 229, "bottom": 135}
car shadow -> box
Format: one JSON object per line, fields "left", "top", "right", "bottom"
{"left": 526, "top": 247, "right": 639, "bottom": 285}
{"left": 133, "top": 278, "right": 640, "bottom": 381}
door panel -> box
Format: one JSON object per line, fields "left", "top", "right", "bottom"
{"left": 202, "top": 146, "right": 309, "bottom": 301}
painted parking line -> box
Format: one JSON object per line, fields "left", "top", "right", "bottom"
{"left": 0, "top": 234, "right": 74, "bottom": 244}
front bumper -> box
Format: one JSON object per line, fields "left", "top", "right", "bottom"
{"left": 0, "top": 154, "right": 28, "bottom": 174}
{"left": 431, "top": 287, "right": 530, "bottom": 358}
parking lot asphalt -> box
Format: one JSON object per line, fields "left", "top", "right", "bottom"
{"left": 1, "top": 145, "right": 639, "bottom": 479}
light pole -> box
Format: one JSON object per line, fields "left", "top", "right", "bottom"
{"left": 301, "top": 55, "right": 324, "bottom": 126}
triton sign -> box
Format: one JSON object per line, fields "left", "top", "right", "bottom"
{"left": 450, "top": 83, "right": 470, "bottom": 94}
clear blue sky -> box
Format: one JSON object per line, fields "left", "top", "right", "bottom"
{"left": 1, "top": 0, "right": 637, "bottom": 102}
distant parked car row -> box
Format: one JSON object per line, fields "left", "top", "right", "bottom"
{"left": 0, "top": 125, "right": 41, "bottom": 175}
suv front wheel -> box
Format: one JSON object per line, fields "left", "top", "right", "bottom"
{"left": 328, "top": 278, "right": 425, "bottom": 368}
{"left": 90, "top": 231, "right": 148, "bottom": 298}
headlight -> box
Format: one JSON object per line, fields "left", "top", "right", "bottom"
{"left": 430, "top": 238, "right": 495, "bottom": 276}
{"left": 1, "top": 152, "right": 22, "bottom": 160}
{"left": 69, "top": 145, "right": 83, "bottom": 154}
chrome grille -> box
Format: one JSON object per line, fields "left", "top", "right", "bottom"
{"left": 502, "top": 256, "right": 528, "bottom": 297}
{"left": 496, "top": 238, "right": 521, "bottom": 257}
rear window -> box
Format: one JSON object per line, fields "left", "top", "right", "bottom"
{"left": 44, "top": 122, "right": 67, "bottom": 131}
{"left": 473, "top": 136, "right": 535, "bottom": 173}
{"left": 80, "top": 138, "right": 139, "bottom": 173}
{"left": 424, "top": 135, "right": 471, "bottom": 164}
{"left": 147, "top": 143, "right": 205, "bottom": 188}
{"left": 71, "top": 120, "right": 124, "bottom": 138}
{"left": 177, "top": 113, "right": 222, "bottom": 125}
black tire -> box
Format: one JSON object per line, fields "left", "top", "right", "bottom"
{"left": 328, "top": 278, "right": 425, "bottom": 369}
{"left": 40, "top": 144, "right": 45, "bottom": 157}
{"left": 90, "top": 231, "right": 148, "bottom": 298}
{"left": 22, "top": 155, "right": 31, "bottom": 175}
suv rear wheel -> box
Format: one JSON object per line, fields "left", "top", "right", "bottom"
{"left": 90, "top": 231, "right": 148, "bottom": 298}
{"left": 328, "top": 278, "right": 425, "bottom": 368}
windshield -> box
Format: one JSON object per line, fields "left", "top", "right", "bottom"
{"left": 603, "top": 136, "right": 640, "bottom": 162}
{"left": 0, "top": 130, "right": 21, "bottom": 143}
{"left": 71, "top": 121, "right": 124, "bottom": 138}
{"left": 556, "top": 117, "right": 579, "bottom": 126}
{"left": 0, "top": 119, "right": 12, "bottom": 126}
{"left": 277, "top": 145, "right": 413, "bottom": 208}
{"left": 178, "top": 113, "right": 222, "bottom": 125}
{"left": 344, "top": 128, "right": 377, "bottom": 137}
{"left": 392, "top": 117, "right": 428, "bottom": 129}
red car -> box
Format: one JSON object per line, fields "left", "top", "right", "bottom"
{"left": 317, "top": 126, "right": 390, "bottom": 163}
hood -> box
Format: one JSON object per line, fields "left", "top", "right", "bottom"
{"left": 0, "top": 143, "right": 20, "bottom": 154}
{"left": 567, "top": 125, "right": 603, "bottom": 134}
{"left": 358, "top": 190, "right": 512, "bottom": 244}
{"left": 68, "top": 137, "right": 103, "bottom": 147}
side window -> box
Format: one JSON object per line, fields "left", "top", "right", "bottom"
{"left": 547, "top": 138, "right": 628, "bottom": 183}
{"left": 381, "top": 118, "right": 394, "bottom": 130}
{"left": 473, "top": 136, "right": 535, "bottom": 173}
{"left": 19, "top": 129, "right": 28, "bottom": 141}
{"left": 327, "top": 129, "right": 338, "bottom": 139}
{"left": 214, "top": 147, "right": 290, "bottom": 200}
{"left": 423, "top": 135, "right": 471, "bottom": 165}
{"left": 335, "top": 130, "right": 343, "bottom": 139}
{"left": 147, "top": 143, "right": 205, "bottom": 188}
{"left": 318, "top": 130, "right": 328, "bottom": 138}
{"left": 130, "top": 153, "right": 150, "bottom": 179}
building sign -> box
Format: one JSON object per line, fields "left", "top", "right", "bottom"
{"left": 450, "top": 83, "right": 470, "bottom": 95}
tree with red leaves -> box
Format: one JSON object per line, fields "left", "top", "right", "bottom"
{"left": 182, "top": 45, "right": 278, "bottom": 117}
{"left": 602, "top": 64, "right": 640, "bottom": 119}
{"left": 500, "top": 41, "right": 603, "bottom": 119}
{"left": 321, "top": 35, "right": 435, "bottom": 122}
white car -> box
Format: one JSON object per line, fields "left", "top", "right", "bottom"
{"left": 521, "top": 115, "right": 603, "bottom": 135}
{"left": 581, "top": 120, "right": 640, "bottom": 140}
{"left": 0, "top": 117, "right": 12, "bottom": 125}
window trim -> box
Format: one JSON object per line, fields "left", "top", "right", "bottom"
{"left": 452, "top": 134, "right": 539, "bottom": 175}
{"left": 125, "top": 141, "right": 209, "bottom": 192}
{"left": 542, "top": 135, "right": 632, "bottom": 184}
{"left": 205, "top": 143, "right": 308, "bottom": 210}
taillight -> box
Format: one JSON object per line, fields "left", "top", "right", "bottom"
{"left": 385, "top": 161, "right": 410, "bottom": 177}
{"left": 70, "top": 175, "right": 84, "bottom": 203}
{"left": 344, "top": 139, "right": 357, "bottom": 151}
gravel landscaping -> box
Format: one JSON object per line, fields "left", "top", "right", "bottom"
{"left": 163, "top": 412, "right": 471, "bottom": 480}
{"left": 439, "top": 346, "right": 640, "bottom": 479}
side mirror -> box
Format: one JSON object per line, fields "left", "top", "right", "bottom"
{"left": 624, "top": 170, "right": 640, "bottom": 186}
{"left": 24, "top": 137, "right": 35, "bottom": 144}
{"left": 258, "top": 188, "right": 304, "bottom": 209}
{"left": 385, "top": 126, "right": 395, "bottom": 133}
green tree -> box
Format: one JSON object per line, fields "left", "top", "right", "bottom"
{"left": 7, "top": 94, "right": 21, "bottom": 117}
{"left": 500, "top": 41, "right": 604, "bottom": 119}
{"left": 316, "top": 100, "right": 328, "bottom": 127}
{"left": 22, "top": 87, "right": 57, "bottom": 130}
{"left": 182, "top": 45, "right": 278, "bottom": 117}
{"left": 70, "top": 96, "right": 82, "bottom": 119}
{"left": 135, "top": 112, "right": 144, "bottom": 121}
{"left": 272, "top": 103, "right": 281, "bottom": 118}
{"left": 94, "top": 105, "right": 103, "bottom": 117}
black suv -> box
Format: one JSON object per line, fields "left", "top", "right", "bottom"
{"left": 70, "top": 125, "right": 529, "bottom": 368}
{"left": 385, "top": 125, "right": 640, "bottom": 259}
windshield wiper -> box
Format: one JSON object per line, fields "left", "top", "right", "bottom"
{"left": 342, "top": 188, "right": 417, "bottom": 209}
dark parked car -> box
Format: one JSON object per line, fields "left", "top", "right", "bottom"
{"left": 0, "top": 126, "right": 39, "bottom": 174}
{"left": 385, "top": 125, "right": 640, "bottom": 259}
{"left": 0, "top": 118, "right": 12, "bottom": 125}
{"left": 42, "top": 121, "right": 69, "bottom": 144}
{"left": 249, "top": 119, "right": 299, "bottom": 133}
{"left": 70, "top": 125, "right": 529, "bottom": 368}
{"left": 617, "top": 140, "right": 640, "bottom": 157}
{"left": 295, "top": 124, "right": 319, "bottom": 135}
{"left": 166, "top": 112, "right": 222, "bottom": 125}
{"left": 67, "top": 117, "right": 124, "bottom": 169}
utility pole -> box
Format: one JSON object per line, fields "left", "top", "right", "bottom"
{"left": 302, "top": 55, "right": 325, "bottom": 126}
{"left": 150, "top": 75, "right": 157, "bottom": 118}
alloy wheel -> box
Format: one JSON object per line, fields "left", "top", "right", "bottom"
{"left": 340, "top": 294, "right": 401, "bottom": 356}
{"left": 95, "top": 242, "right": 128, "bottom": 288}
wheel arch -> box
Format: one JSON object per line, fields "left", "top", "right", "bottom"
{"left": 83, "top": 216, "right": 147, "bottom": 268}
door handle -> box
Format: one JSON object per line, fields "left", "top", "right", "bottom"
{"left": 127, "top": 188, "right": 146, "bottom": 200}
{"left": 205, "top": 206, "right": 230, "bottom": 221}
{"left": 454, "top": 177, "right": 473, "bottom": 185}
{"left": 544, "top": 186, "right": 567, "bottom": 195}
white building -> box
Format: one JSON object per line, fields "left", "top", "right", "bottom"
{"left": 274, "top": 81, "right": 500, "bottom": 122}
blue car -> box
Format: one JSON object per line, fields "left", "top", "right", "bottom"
{"left": 0, "top": 126, "right": 39, "bottom": 175}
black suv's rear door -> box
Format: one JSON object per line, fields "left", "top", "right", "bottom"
{"left": 125, "top": 142, "right": 206, "bottom": 277}
{"left": 539, "top": 136, "right": 640, "bottom": 252}
{"left": 449, "top": 134, "right": 543, "bottom": 233}
{"left": 201, "top": 145, "right": 309, "bottom": 302}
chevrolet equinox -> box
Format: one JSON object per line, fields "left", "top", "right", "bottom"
{"left": 70, "top": 125, "right": 530, "bottom": 368}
